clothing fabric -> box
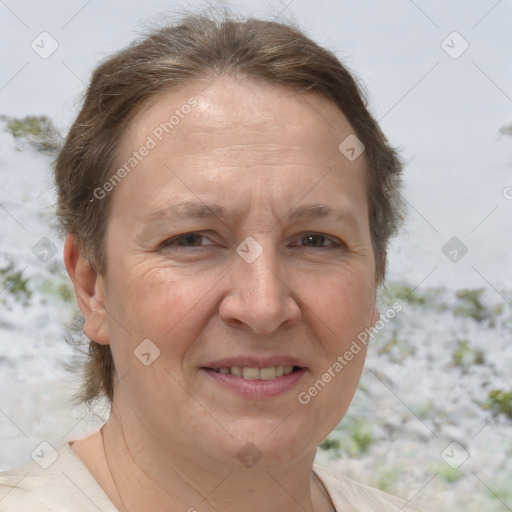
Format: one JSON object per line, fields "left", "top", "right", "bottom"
{"left": 0, "top": 442, "right": 424, "bottom": 511}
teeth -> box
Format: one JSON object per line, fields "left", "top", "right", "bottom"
{"left": 230, "top": 366, "right": 242, "bottom": 377}
{"left": 242, "top": 367, "right": 260, "bottom": 380}
{"left": 259, "top": 367, "right": 276, "bottom": 380}
{"left": 213, "top": 365, "right": 296, "bottom": 380}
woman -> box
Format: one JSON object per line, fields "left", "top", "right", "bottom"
{"left": 0, "top": 14, "right": 424, "bottom": 512}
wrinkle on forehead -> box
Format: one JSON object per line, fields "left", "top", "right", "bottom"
{"left": 111, "top": 77, "right": 369, "bottom": 231}
{"left": 118, "top": 76, "right": 359, "bottom": 164}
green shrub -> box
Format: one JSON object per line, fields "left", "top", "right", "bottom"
{"left": 382, "top": 283, "right": 426, "bottom": 306}
{"left": 486, "top": 390, "right": 512, "bottom": 420}
{"left": 0, "top": 262, "right": 32, "bottom": 306}
{"left": 320, "top": 415, "right": 373, "bottom": 456}
{"left": 380, "top": 283, "right": 445, "bottom": 311}
{"left": 437, "top": 464, "right": 465, "bottom": 483}
{"left": 336, "top": 417, "right": 373, "bottom": 456}
{"left": 1, "top": 114, "right": 61, "bottom": 152}
{"left": 319, "top": 438, "right": 340, "bottom": 451}
{"left": 375, "top": 466, "right": 401, "bottom": 493}
{"left": 40, "top": 275, "right": 75, "bottom": 303}
{"left": 454, "top": 289, "right": 489, "bottom": 322}
{"left": 350, "top": 419, "right": 373, "bottom": 454}
{"left": 452, "top": 339, "right": 484, "bottom": 370}
{"left": 377, "top": 329, "right": 415, "bottom": 362}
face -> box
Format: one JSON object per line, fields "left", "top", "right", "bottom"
{"left": 92, "top": 77, "right": 378, "bottom": 468}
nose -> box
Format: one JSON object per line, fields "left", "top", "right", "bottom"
{"left": 219, "top": 243, "right": 301, "bottom": 334}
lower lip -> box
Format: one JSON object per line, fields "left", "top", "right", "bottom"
{"left": 201, "top": 368, "right": 308, "bottom": 399}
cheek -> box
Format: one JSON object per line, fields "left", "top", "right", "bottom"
{"left": 306, "top": 268, "right": 375, "bottom": 338}
{"left": 300, "top": 269, "right": 373, "bottom": 414}
{"left": 103, "top": 266, "right": 194, "bottom": 371}
{"left": 108, "top": 265, "right": 193, "bottom": 329}
{"left": 105, "top": 262, "right": 229, "bottom": 386}
{"left": 103, "top": 267, "right": 203, "bottom": 410}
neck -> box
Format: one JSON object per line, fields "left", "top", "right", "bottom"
{"left": 100, "top": 405, "right": 331, "bottom": 512}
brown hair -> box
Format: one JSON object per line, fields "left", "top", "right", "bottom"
{"left": 54, "top": 14, "right": 404, "bottom": 406}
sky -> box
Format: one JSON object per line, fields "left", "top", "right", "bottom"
{"left": 0, "top": 0, "right": 511, "bottom": 294}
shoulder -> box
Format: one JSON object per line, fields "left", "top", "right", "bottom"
{"left": 313, "top": 463, "right": 426, "bottom": 512}
{"left": 0, "top": 443, "right": 117, "bottom": 512}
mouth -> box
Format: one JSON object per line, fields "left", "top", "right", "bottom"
{"left": 200, "top": 359, "right": 307, "bottom": 399}
{"left": 207, "top": 365, "right": 300, "bottom": 380}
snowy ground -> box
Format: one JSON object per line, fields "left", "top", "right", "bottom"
{"left": 317, "top": 289, "right": 512, "bottom": 512}
{"left": 0, "top": 121, "right": 511, "bottom": 512}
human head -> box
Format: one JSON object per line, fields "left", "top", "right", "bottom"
{"left": 54, "top": 14, "right": 404, "bottom": 405}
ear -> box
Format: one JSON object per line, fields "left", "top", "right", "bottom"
{"left": 63, "top": 234, "right": 110, "bottom": 345}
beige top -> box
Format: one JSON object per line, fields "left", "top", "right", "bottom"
{"left": 0, "top": 443, "right": 425, "bottom": 511}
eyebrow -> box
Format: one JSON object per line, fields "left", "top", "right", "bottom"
{"left": 143, "top": 201, "right": 358, "bottom": 225}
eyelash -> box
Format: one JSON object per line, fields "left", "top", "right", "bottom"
{"left": 160, "top": 232, "right": 343, "bottom": 250}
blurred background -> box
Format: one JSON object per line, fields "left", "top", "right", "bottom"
{"left": 0, "top": 1, "right": 511, "bottom": 510}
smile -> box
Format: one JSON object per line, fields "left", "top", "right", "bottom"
{"left": 202, "top": 365, "right": 307, "bottom": 399}
{"left": 210, "top": 365, "right": 296, "bottom": 380}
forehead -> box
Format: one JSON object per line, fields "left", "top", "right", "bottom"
{"left": 113, "top": 76, "right": 368, "bottom": 216}
{"left": 119, "top": 76, "right": 361, "bottom": 164}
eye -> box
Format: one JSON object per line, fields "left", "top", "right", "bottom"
{"left": 159, "top": 232, "right": 342, "bottom": 251}
{"left": 160, "top": 232, "right": 215, "bottom": 249}
{"left": 293, "top": 233, "right": 341, "bottom": 248}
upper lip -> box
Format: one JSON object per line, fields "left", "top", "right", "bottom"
{"left": 201, "top": 356, "right": 306, "bottom": 369}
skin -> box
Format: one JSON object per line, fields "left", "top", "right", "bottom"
{"left": 65, "top": 76, "right": 379, "bottom": 512}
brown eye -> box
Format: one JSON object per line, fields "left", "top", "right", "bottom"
{"left": 295, "top": 233, "right": 340, "bottom": 248}
{"left": 161, "top": 233, "right": 213, "bottom": 248}
{"left": 175, "top": 233, "right": 204, "bottom": 246}
{"left": 301, "top": 234, "right": 328, "bottom": 247}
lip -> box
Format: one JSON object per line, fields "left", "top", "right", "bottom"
{"left": 200, "top": 366, "right": 308, "bottom": 399}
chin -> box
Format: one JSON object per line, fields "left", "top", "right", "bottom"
{"left": 201, "top": 419, "right": 319, "bottom": 469}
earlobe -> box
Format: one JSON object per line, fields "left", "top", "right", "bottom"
{"left": 63, "top": 234, "right": 110, "bottom": 345}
